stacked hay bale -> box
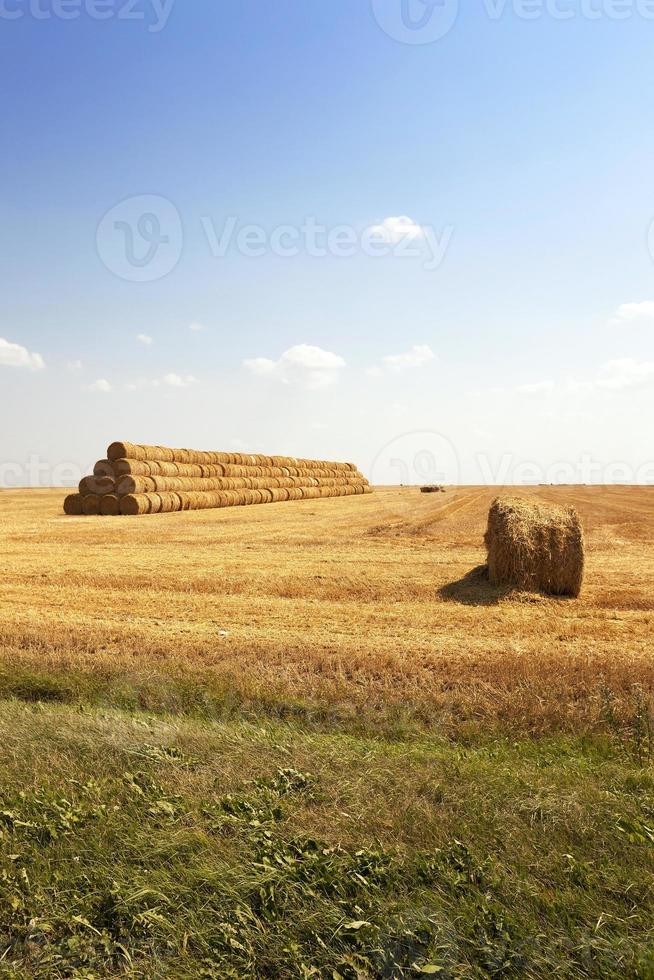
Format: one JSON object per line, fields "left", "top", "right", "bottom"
{"left": 64, "top": 441, "right": 372, "bottom": 517}
{"left": 484, "top": 496, "right": 585, "bottom": 597}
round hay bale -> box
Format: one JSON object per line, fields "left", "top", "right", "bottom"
{"left": 175, "top": 492, "right": 192, "bottom": 511}
{"left": 79, "top": 475, "right": 115, "bottom": 496}
{"left": 112, "top": 459, "right": 150, "bottom": 477}
{"left": 149, "top": 494, "right": 163, "bottom": 514}
{"left": 82, "top": 494, "right": 101, "bottom": 515}
{"left": 120, "top": 494, "right": 151, "bottom": 516}
{"left": 107, "top": 441, "right": 142, "bottom": 461}
{"left": 116, "top": 476, "right": 156, "bottom": 495}
{"left": 100, "top": 494, "right": 121, "bottom": 516}
{"left": 484, "top": 496, "right": 585, "bottom": 598}
{"left": 157, "top": 492, "right": 178, "bottom": 513}
{"left": 93, "top": 459, "right": 114, "bottom": 478}
{"left": 63, "top": 493, "right": 84, "bottom": 515}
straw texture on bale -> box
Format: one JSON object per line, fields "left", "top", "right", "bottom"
{"left": 107, "top": 441, "right": 356, "bottom": 470}
{"left": 63, "top": 493, "right": 84, "bottom": 516}
{"left": 93, "top": 460, "right": 115, "bottom": 478}
{"left": 82, "top": 494, "right": 102, "bottom": 516}
{"left": 112, "top": 459, "right": 356, "bottom": 480}
{"left": 99, "top": 494, "right": 121, "bottom": 516}
{"left": 116, "top": 484, "right": 371, "bottom": 515}
{"left": 116, "top": 474, "right": 367, "bottom": 496}
{"left": 484, "top": 496, "right": 585, "bottom": 598}
{"left": 67, "top": 442, "right": 371, "bottom": 516}
{"left": 79, "top": 475, "right": 115, "bottom": 496}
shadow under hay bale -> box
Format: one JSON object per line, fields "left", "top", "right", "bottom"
{"left": 420, "top": 485, "right": 446, "bottom": 493}
{"left": 484, "top": 496, "right": 585, "bottom": 598}
{"left": 438, "top": 565, "right": 511, "bottom": 606}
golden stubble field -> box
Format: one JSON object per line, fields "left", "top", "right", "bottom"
{"left": 1, "top": 485, "right": 653, "bottom": 734}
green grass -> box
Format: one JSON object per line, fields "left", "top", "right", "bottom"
{"left": 0, "top": 694, "right": 654, "bottom": 978}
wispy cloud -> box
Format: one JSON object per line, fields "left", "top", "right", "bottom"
{"left": 610, "top": 301, "right": 654, "bottom": 325}
{"left": 243, "top": 344, "right": 346, "bottom": 389}
{"left": 516, "top": 380, "right": 555, "bottom": 395}
{"left": 520, "top": 360, "right": 654, "bottom": 395}
{"left": 595, "top": 358, "right": 654, "bottom": 390}
{"left": 87, "top": 378, "right": 112, "bottom": 393}
{"left": 367, "top": 344, "right": 435, "bottom": 377}
{"left": 163, "top": 372, "right": 197, "bottom": 388}
{"left": 125, "top": 373, "right": 198, "bottom": 390}
{"left": 137, "top": 333, "right": 154, "bottom": 345}
{"left": 188, "top": 322, "right": 206, "bottom": 332}
{"left": 383, "top": 344, "right": 435, "bottom": 371}
{"left": 0, "top": 337, "right": 45, "bottom": 371}
{"left": 66, "top": 360, "right": 83, "bottom": 372}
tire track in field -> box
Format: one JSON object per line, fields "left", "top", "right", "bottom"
{"left": 428, "top": 489, "right": 490, "bottom": 522}
{"left": 410, "top": 488, "right": 492, "bottom": 530}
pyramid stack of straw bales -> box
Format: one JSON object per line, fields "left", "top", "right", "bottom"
{"left": 64, "top": 442, "right": 372, "bottom": 517}
{"left": 484, "top": 496, "right": 585, "bottom": 597}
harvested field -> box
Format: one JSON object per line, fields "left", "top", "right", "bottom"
{"left": 2, "top": 484, "right": 653, "bottom": 736}
{"left": 2, "top": 484, "right": 654, "bottom": 976}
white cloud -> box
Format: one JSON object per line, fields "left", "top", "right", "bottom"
{"left": 243, "top": 344, "right": 346, "bottom": 389}
{"left": 188, "top": 322, "right": 206, "bottom": 332}
{"left": 611, "top": 301, "right": 654, "bottom": 325}
{"left": 382, "top": 344, "right": 435, "bottom": 371}
{"left": 516, "top": 380, "right": 555, "bottom": 395}
{"left": 369, "top": 216, "right": 426, "bottom": 243}
{"left": 125, "top": 373, "right": 198, "bottom": 391}
{"left": 163, "top": 373, "right": 198, "bottom": 388}
{"left": 88, "top": 379, "right": 112, "bottom": 393}
{"left": 137, "top": 333, "right": 154, "bottom": 345}
{"left": 595, "top": 358, "right": 654, "bottom": 390}
{"left": 67, "top": 360, "right": 83, "bottom": 372}
{"left": 0, "top": 337, "right": 45, "bottom": 371}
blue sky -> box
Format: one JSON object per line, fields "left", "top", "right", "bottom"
{"left": 2, "top": 0, "right": 654, "bottom": 484}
